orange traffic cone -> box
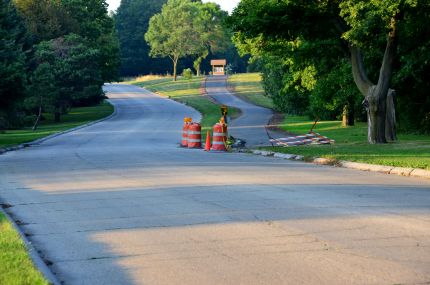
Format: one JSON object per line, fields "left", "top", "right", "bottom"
{"left": 205, "top": 130, "right": 211, "bottom": 151}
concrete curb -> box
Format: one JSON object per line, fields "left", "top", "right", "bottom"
{"left": 250, "top": 150, "right": 430, "bottom": 180}
{"left": 0, "top": 207, "right": 61, "bottom": 285}
{"left": 0, "top": 102, "right": 117, "bottom": 156}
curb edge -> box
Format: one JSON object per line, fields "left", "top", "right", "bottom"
{"left": 250, "top": 150, "right": 430, "bottom": 180}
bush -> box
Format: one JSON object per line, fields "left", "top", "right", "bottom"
{"left": 183, "top": 68, "right": 193, "bottom": 80}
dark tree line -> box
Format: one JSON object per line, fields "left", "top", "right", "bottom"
{"left": 0, "top": 0, "right": 119, "bottom": 129}
{"left": 115, "top": 0, "right": 170, "bottom": 76}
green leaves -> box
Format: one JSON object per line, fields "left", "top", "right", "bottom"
{"left": 114, "top": 0, "right": 168, "bottom": 76}
{"left": 230, "top": 0, "right": 430, "bottom": 132}
{"left": 28, "top": 34, "right": 104, "bottom": 120}
{"left": 0, "top": 0, "right": 27, "bottom": 128}
{"left": 145, "top": 0, "right": 230, "bottom": 79}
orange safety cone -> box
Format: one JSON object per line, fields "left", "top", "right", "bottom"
{"left": 205, "top": 130, "right": 211, "bottom": 151}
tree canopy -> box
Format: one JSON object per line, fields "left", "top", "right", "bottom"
{"left": 0, "top": 0, "right": 119, "bottom": 129}
{"left": 145, "top": 0, "right": 234, "bottom": 81}
{"left": 0, "top": 0, "right": 27, "bottom": 128}
{"left": 115, "top": 0, "right": 169, "bottom": 76}
{"left": 229, "top": 0, "right": 430, "bottom": 141}
{"left": 145, "top": 0, "right": 203, "bottom": 81}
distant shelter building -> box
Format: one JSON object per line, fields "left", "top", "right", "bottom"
{"left": 211, "top": 59, "right": 227, "bottom": 75}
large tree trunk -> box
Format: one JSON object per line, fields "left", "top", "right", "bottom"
{"left": 385, "top": 89, "right": 397, "bottom": 141}
{"left": 350, "top": 16, "right": 398, "bottom": 144}
{"left": 363, "top": 86, "right": 387, "bottom": 143}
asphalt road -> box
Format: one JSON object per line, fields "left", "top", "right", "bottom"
{"left": 205, "top": 75, "right": 283, "bottom": 146}
{"left": 0, "top": 84, "right": 429, "bottom": 285}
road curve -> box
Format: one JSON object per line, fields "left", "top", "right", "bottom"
{"left": 205, "top": 75, "right": 283, "bottom": 146}
{"left": 0, "top": 84, "right": 429, "bottom": 285}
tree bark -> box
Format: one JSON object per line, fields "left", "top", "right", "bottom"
{"left": 194, "top": 51, "right": 208, "bottom": 77}
{"left": 173, "top": 58, "right": 178, "bottom": 81}
{"left": 349, "top": 16, "right": 398, "bottom": 144}
{"left": 170, "top": 54, "right": 179, "bottom": 81}
{"left": 32, "top": 105, "right": 42, "bottom": 131}
{"left": 194, "top": 58, "right": 202, "bottom": 77}
{"left": 32, "top": 96, "right": 43, "bottom": 131}
{"left": 385, "top": 89, "right": 397, "bottom": 141}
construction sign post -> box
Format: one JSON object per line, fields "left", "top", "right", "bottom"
{"left": 221, "top": 105, "right": 228, "bottom": 124}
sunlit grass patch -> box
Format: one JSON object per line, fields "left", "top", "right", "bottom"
{"left": 264, "top": 115, "right": 430, "bottom": 170}
{"left": 228, "top": 73, "right": 275, "bottom": 110}
{"left": 0, "top": 212, "right": 49, "bottom": 285}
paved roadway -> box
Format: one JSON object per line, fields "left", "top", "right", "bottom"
{"left": 205, "top": 75, "right": 283, "bottom": 146}
{"left": 0, "top": 84, "right": 430, "bottom": 285}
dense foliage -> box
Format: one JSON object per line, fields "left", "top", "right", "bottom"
{"left": 144, "top": 0, "right": 247, "bottom": 80}
{"left": 0, "top": 0, "right": 27, "bottom": 128}
{"left": 229, "top": 0, "right": 430, "bottom": 136}
{"left": 115, "top": 0, "right": 170, "bottom": 76}
{"left": 0, "top": 0, "right": 119, "bottom": 129}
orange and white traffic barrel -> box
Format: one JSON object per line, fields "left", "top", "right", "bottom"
{"left": 181, "top": 118, "right": 192, "bottom": 147}
{"left": 188, "top": 123, "right": 202, "bottom": 148}
{"left": 212, "top": 123, "right": 227, "bottom": 151}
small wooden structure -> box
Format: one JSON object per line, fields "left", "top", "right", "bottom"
{"left": 211, "top": 59, "right": 227, "bottom": 75}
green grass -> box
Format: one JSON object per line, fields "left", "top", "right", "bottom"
{"left": 226, "top": 73, "right": 430, "bottom": 170}
{"left": 228, "top": 73, "right": 275, "bottom": 109}
{"left": 130, "top": 76, "right": 239, "bottom": 136}
{"left": 0, "top": 102, "right": 114, "bottom": 148}
{"left": 265, "top": 115, "right": 430, "bottom": 170}
{"left": 0, "top": 211, "right": 49, "bottom": 285}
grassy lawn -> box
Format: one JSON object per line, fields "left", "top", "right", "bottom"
{"left": 130, "top": 76, "right": 238, "bottom": 136}
{"left": 226, "top": 73, "right": 430, "bottom": 170}
{"left": 0, "top": 211, "right": 49, "bottom": 285}
{"left": 228, "top": 73, "right": 275, "bottom": 109}
{"left": 266, "top": 115, "right": 430, "bottom": 170}
{"left": 0, "top": 102, "right": 114, "bottom": 148}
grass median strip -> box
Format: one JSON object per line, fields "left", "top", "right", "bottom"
{"left": 0, "top": 101, "right": 114, "bottom": 149}
{"left": 227, "top": 72, "right": 429, "bottom": 170}
{"left": 228, "top": 73, "right": 275, "bottom": 110}
{"left": 0, "top": 211, "right": 49, "bottom": 285}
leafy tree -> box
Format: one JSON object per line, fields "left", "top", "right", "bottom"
{"left": 29, "top": 34, "right": 103, "bottom": 122}
{"left": 13, "top": 0, "right": 73, "bottom": 42}
{"left": 15, "top": 0, "right": 120, "bottom": 82}
{"left": 60, "top": 0, "right": 120, "bottom": 82}
{"left": 0, "top": 0, "right": 28, "bottom": 129}
{"left": 145, "top": 0, "right": 206, "bottom": 81}
{"left": 230, "top": 0, "right": 430, "bottom": 143}
{"left": 115, "top": 0, "right": 169, "bottom": 76}
{"left": 192, "top": 2, "right": 229, "bottom": 76}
